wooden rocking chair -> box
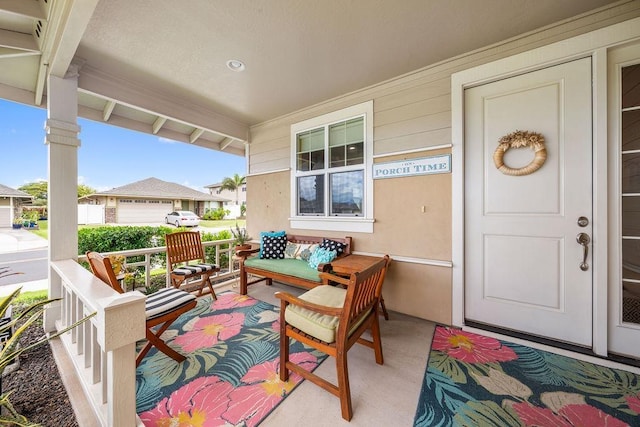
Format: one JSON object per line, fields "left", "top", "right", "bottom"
{"left": 86, "top": 251, "right": 197, "bottom": 366}
{"left": 276, "top": 255, "right": 390, "bottom": 421}
{"left": 165, "top": 231, "right": 220, "bottom": 298}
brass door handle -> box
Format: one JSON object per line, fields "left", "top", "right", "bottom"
{"left": 576, "top": 232, "right": 590, "bottom": 271}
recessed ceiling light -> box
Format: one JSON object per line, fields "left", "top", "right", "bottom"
{"left": 226, "top": 59, "right": 245, "bottom": 72}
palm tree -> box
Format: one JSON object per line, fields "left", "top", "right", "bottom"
{"left": 220, "top": 173, "right": 246, "bottom": 205}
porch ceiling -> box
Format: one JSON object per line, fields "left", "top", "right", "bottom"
{"left": 0, "top": 0, "right": 620, "bottom": 156}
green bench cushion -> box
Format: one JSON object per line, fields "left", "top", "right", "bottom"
{"left": 244, "top": 257, "right": 323, "bottom": 283}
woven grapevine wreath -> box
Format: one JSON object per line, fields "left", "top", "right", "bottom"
{"left": 493, "top": 130, "right": 547, "bottom": 176}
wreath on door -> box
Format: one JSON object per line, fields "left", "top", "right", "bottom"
{"left": 493, "top": 130, "right": 547, "bottom": 176}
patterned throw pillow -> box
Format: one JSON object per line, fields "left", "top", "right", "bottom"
{"left": 307, "top": 247, "right": 337, "bottom": 270}
{"left": 284, "top": 242, "right": 299, "bottom": 259}
{"left": 296, "top": 243, "right": 319, "bottom": 261}
{"left": 319, "top": 238, "right": 347, "bottom": 256}
{"left": 260, "top": 235, "right": 287, "bottom": 259}
{"left": 259, "top": 230, "right": 286, "bottom": 258}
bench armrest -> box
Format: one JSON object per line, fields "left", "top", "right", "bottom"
{"left": 236, "top": 248, "right": 259, "bottom": 259}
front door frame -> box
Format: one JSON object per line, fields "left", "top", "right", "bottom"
{"left": 452, "top": 17, "right": 640, "bottom": 358}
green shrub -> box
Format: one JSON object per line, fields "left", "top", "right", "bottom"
{"left": 203, "top": 207, "right": 229, "bottom": 220}
{"left": 202, "top": 229, "right": 232, "bottom": 269}
{"left": 78, "top": 225, "right": 173, "bottom": 268}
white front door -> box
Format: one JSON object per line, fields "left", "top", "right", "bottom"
{"left": 464, "top": 57, "right": 593, "bottom": 347}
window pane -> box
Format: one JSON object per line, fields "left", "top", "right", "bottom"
{"left": 330, "top": 170, "right": 363, "bottom": 216}
{"left": 346, "top": 142, "right": 364, "bottom": 165}
{"left": 622, "top": 153, "right": 640, "bottom": 193}
{"left": 298, "top": 175, "right": 324, "bottom": 215}
{"left": 622, "top": 196, "right": 640, "bottom": 236}
{"left": 345, "top": 117, "right": 364, "bottom": 144}
{"left": 310, "top": 149, "right": 325, "bottom": 170}
{"left": 297, "top": 152, "right": 310, "bottom": 171}
{"left": 623, "top": 110, "right": 640, "bottom": 151}
{"left": 330, "top": 146, "right": 345, "bottom": 168}
{"left": 329, "top": 117, "right": 363, "bottom": 147}
{"left": 297, "top": 128, "right": 324, "bottom": 153}
{"left": 622, "top": 63, "right": 640, "bottom": 109}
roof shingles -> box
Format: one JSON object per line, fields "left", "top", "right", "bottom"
{"left": 94, "top": 177, "right": 228, "bottom": 201}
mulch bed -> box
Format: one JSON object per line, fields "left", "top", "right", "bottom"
{"left": 2, "top": 322, "right": 78, "bottom": 427}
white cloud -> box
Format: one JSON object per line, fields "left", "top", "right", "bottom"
{"left": 77, "top": 176, "right": 86, "bottom": 185}
{"left": 159, "top": 137, "right": 178, "bottom": 144}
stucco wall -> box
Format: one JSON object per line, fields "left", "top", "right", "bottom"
{"left": 245, "top": 2, "right": 640, "bottom": 324}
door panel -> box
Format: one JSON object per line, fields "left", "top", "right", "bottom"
{"left": 465, "top": 57, "right": 593, "bottom": 347}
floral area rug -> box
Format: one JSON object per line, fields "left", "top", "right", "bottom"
{"left": 414, "top": 326, "right": 640, "bottom": 426}
{"left": 136, "top": 292, "right": 327, "bottom": 426}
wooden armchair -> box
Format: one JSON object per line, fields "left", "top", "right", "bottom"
{"left": 276, "top": 255, "right": 390, "bottom": 421}
{"left": 165, "top": 231, "right": 220, "bottom": 298}
{"left": 86, "top": 251, "right": 197, "bottom": 366}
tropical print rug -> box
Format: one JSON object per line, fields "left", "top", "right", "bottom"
{"left": 414, "top": 326, "right": 640, "bottom": 426}
{"left": 136, "top": 292, "right": 327, "bottom": 426}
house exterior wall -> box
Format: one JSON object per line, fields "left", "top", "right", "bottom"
{"left": 245, "top": 2, "right": 640, "bottom": 323}
{"left": 207, "top": 185, "right": 246, "bottom": 205}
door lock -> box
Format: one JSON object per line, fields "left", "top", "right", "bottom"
{"left": 577, "top": 216, "right": 589, "bottom": 227}
{"left": 576, "top": 232, "right": 590, "bottom": 271}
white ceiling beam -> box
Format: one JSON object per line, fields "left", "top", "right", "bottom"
{"left": 102, "top": 100, "right": 116, "bottom": 121}
{"left": 189, "top": 128, "right": 204, "bottom": 143}
{"left": 152, "top": 117, "right": 167, "bottom": 134}
{"left": 34, "top": 0, "right": 99, "bottom": 105}
{"left": 0, "top": 0, "right": 46, "bottom": 20}
{"left": 46, "top": 0, "right": 99, "bottom": 78}
{"left": 0, "top": 28, "right": 39, "bottom": 52}
{"left": 220, "top": 138, "right": 234, "bottom": 151}
{"left": 78, "top": 66, "right": 250, "bottom": 142}
{"left": 0, "top": 46, "right": 39, "bottom": 58}
{"left": 78, "top": 104, "right": 245, "bottom": 157}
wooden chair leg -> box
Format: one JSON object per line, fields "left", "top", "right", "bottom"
{"left": 371, "top": 314, "right": 384, "bottom": 365}
{"left": 379, "top": 295, "right": 389, "bottom": 320}
{"left": 336, "top": 351, "right": 353, "bottom": 421}
{"left": 280, "top": 332, "right": 291, "bottom": 382}
{"left": 137, "top": 329, "right": 186, "bottom": 366}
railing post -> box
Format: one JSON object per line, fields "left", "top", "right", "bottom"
{"left": 96, "top": 291, "right": 146, "bottom": 427}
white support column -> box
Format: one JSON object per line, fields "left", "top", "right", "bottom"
{"left": 44, "top": 67, "right": 81, "bottom": 333}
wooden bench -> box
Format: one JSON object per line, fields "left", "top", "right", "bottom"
{"left": 235, "top": 235, "right": 352, "bottom": 295}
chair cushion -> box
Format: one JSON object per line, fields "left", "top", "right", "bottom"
{"left": 145, "top": 288, "right": 196, "bottom": 320}
{"left": 285, "top": 285, "right": 347, "bottom": 343}
{"left": 172, "top": 263, "right": 217, "bottom": 276}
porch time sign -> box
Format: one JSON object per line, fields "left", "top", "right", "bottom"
{"left": 373, "top": 154, "right": 451, "bottom": 179}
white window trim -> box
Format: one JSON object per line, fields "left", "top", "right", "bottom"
{"left": 290, "top": 100, "right": 374, "bottom": 233}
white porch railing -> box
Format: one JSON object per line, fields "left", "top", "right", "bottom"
{"left": 48, "top": 238, "right": 240, "bottom": 426}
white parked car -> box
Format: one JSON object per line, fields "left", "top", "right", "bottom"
{"left": 165, "top": 211, "right": 200, "bottom": 227}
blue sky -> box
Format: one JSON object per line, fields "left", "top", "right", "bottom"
{"left": 0, "top": 98, "right": 246, "bottom": 192}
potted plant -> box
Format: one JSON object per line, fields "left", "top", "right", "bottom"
{"left": 231, "top": 224, "right": 252, "bottom": 250}
{"left": 11, "top": 218, "right": 22, "bottom": 230}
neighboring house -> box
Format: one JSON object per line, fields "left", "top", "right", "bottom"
{"left": 0, "top": 184, "right": 33, "bottom": 228}
{"left": 80, "top": 177, "right": 229, "bottom": 224}
{"left": 203, "top": 182, "right": 247, "bottom": 206}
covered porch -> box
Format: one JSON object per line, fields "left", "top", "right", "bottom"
{"left": 3, "top": 0, "right": 640, "bottom": 425}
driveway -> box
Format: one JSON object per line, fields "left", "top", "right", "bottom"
{"left": 0, "top": 228, "right": 48, "bottom": 295}
{"left": 0, "top": 227, "right": 48, "bottom": 254}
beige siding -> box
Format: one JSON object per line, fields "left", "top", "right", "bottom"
{"left": 246, "top": 2, "right": 640, "bottom": 323}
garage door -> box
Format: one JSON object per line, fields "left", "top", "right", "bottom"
{"left": 117, "top": 199, "right": 173, "bottom": 223}
{"left": 0, "top": 207, "right": 11, "bottom": 228}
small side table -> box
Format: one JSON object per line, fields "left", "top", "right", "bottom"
{"left": 329, "top": 254, "right": 390, "bottom": 320}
